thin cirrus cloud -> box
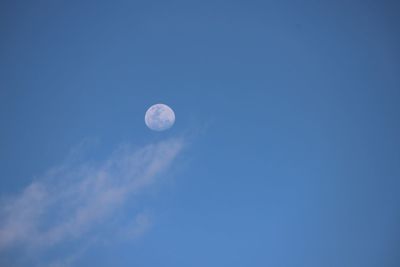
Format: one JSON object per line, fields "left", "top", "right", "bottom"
{"left": 0, "top": 138, "right": 184, "bottom": 264}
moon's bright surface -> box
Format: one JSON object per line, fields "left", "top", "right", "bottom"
{"left": 145, "top": 104, "right": 175, "bottom": 131}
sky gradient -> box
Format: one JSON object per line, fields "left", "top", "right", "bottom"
{"left": 1, "top": 1, "right": 400, "bottom": 266}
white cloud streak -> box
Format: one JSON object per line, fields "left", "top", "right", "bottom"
{"left": 0, "top": 138, "right": 184, "bottom": 259}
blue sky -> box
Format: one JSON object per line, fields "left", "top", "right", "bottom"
{"left": 1, "top": 0, "right": 400, "bottom": 266}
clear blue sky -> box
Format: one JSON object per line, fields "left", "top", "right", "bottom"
{"left": 1, "top": 1, "right": 400, "bottom": 266}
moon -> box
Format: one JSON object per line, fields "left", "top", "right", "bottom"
{"left": 145, "top": 104, "right": 175, "bottom": 131}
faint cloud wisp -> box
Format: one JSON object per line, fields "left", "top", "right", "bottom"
{"left": 0, "top": 138, "right": 184, "bottom": 264}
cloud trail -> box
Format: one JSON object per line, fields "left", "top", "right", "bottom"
{"left": 0, "top": 138, "right": 184, "bottom": 263}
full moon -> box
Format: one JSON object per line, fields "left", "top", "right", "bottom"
{"left": 145, "top": 103, "right": 175, "bottom": 131}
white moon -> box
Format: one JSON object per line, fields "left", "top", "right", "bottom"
{"left": 145, "top": 104, "right": 175, "bottom": 131}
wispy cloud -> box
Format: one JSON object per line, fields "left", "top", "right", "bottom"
{"left": 0, "top": 138, "right": 184, "bottom": 265}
